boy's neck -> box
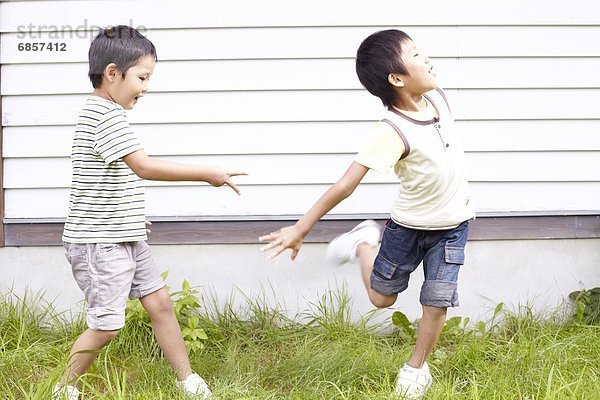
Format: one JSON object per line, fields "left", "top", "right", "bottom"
{"left": 92, "top": 88, "right": 114, "bottom": 103}
{"left": 392, "top": 93, "right": 427, "bottom": 112}
{"left": 393, "top": 97, "right": 438, "bottom": 120}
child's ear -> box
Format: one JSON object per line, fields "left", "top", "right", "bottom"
{"left": 103, "top": 63, "right": 119, "bottom": 83}
{"left": 388, "top": 73, "right": 404, "bottom": 88}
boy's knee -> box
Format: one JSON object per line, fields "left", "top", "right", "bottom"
{"left": 91, "top": 328, "right": 120, "bottom": 345}
{"left": 369, "top": 293, "right": 397, "bottom": 308}
{"left": 142, "top": 289, "right": 175, "bottom": 318}
{"left": 155, "top": 298, "right": 174, "bottom": 316}
{"left": 103, "top": 329, "right": 120, "bottom": 340}
{"left": 422, "top": 304, "right": 447, "bottom": 318}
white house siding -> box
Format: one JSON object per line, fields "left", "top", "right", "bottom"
{"left": 1, "top": 0, "right": 600, "bottom": 222}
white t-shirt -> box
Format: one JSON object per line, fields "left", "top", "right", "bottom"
{"left": 355, "top": 88, "right": 475, "bottom": 229}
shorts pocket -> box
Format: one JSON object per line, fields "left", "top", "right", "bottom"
{"left": 99, "top": 243, "right": 120, "bottom": 254}
{"left": 373, "top": 254, "right": 398, "bottom": 280}
{"left": 65, "top": 248, "right": 91, "bottom": 290}
{"left": 444, "top": 246, "right": 465, "bottom": 265}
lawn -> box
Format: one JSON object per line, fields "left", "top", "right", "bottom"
{"left": 1, "top": 284, "right": 599, "bottom": 400}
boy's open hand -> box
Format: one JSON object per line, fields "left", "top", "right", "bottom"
{"left": 207, "top": 168, "right": 248, "bottom": 195}
{"left": 259, "top": 225, "right": 305, "bottom": 261}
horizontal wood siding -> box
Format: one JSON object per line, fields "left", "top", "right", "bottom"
{"left": 2, "top": 1, "right": 599, "bottom": 29}
{"left": 5, "top": 151, "right": 600, "bottom": 187}
{"left": 3, "top": 89, "right": 600, "bottom": 124}
{"left": 4, "top": 120, "right": 600, "bottom": 157}
{"left": 4, "top": 58, "right": 600, "bottom": 95}
{"left": 1, "top": 0, "right": 599, "bottom": 244}
{"left": 5, "top": 183, "right": 600, "bottom": 219}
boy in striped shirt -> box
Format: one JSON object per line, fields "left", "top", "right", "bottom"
{"left": 55, "top": 25, "right": 245, "bottom": 399}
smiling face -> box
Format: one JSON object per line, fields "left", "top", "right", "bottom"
{"left": 393, "top": 39, "right": 437, "bottom": 95}
{"left": 98, "top": 55, "right": 156, "bottom": 110}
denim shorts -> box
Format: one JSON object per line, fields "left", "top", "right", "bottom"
{"left": 63, "top": 241, "right": 164, "bottom": 330}
{"left": 370, "top": 220, "right": 469, "bottom": 307}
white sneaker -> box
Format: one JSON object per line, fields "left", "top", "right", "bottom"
{"left": 395, "top": 362, "right": 433, "bottom": 399}
{"left": 325, "top": 220, "right": 381, "bottom": 266}
{"left": 176, "top": 373, "right": 212, "bottom": 399}
{"left": 52, "top": 384, "right": 80, "bottom": 400}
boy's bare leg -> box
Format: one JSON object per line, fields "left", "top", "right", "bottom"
{"left": 63, "top": 328, "right": 119, "bottom": 385}
{"left": 407, "top": 305, "right": 447, "bottom": 368}
{"left": 356, "top": 244, "right": 447, "bottom": 369}
{"left": 356, "top": 243, "right": 397, "bottom": 308}
{"left": 140, "top": 288, "right": 192, "bottom": 381}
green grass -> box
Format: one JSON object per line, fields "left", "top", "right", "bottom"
{"left": 1, "top": 288, "right": 599, "bottom": 399}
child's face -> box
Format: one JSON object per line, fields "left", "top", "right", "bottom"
{"left": 110, "top": 55, "right": 156, "bottom": 110}
{"left": 398, "top": 40, "right": 437, "bottom": 94}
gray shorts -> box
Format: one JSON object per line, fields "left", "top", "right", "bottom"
{"left": 63, "top": 241, "right": 164, "bottom": 330}
{"left": 371, "top": 220, "right": 469, "bottom": 308}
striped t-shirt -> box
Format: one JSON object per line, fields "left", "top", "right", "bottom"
{"left": 62, "top": 96, "right": 147, "bottom": 243}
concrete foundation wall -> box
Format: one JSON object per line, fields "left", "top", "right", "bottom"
{"left": 1, "top": 239, "right": 599, "bottom": 324}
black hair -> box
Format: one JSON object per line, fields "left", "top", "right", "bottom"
{"left": 88, "top": 25, "right": 157, "bottom": 89}
{"left": 355, "top": 29, "right": 412, "bottom": 107}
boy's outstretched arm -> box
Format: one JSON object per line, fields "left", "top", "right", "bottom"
{"left": 123, "top": 149, "right": 247, "bottom": 194}
{"left": 259, "top": 161, "right": 369, "bottom": 260}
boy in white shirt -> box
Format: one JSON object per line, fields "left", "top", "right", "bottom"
{"left": 260, "top": 29, "right": 474, "bottom": 399}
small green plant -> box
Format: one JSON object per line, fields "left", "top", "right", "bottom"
{"left": 569, "top": 287, "right": 600, "bottom": 324}
{"left": 391, "top": 310, "right": 416, "bottom": 339}
{"left": 166, "top": 275, "right": 209, "bottom": 353}
{"left": 121, "top": 273, "right": 208, "bottom": 354}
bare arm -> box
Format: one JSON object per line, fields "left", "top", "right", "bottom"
{"left": 259, "top": 161, "right": 369, "bottom": 260}
{"left": 123, "top": 149, "right": 247, "bottom": 194}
